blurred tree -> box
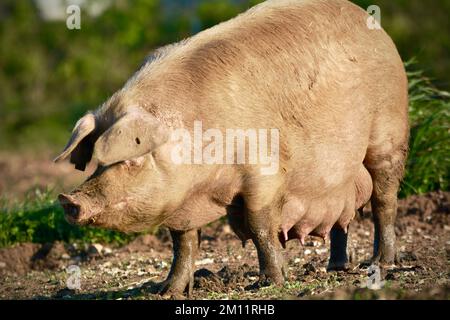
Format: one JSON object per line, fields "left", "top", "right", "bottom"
{"left": 0, "top": 0, "right": 448, "bottom": 151}
{"left": 353, "top": 0, "right": 450, "bottom": 88}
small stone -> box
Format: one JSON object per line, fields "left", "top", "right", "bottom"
{"left": 294, "top": 258, "right": 301, "bottom": 264}
{"left": 304, "top": 249, "right": 312, "bottom": 255}
{"left": 103, "top": 247, "right": 113, "bottom": 255}
{"left": 88, "top": 244, "right": 103, "bottom": 256}
{"left": 0, "top": 261, "right": 6, "bottom": 268}
{"left": 222, "top": 225, "right": 232, "bottom": 234}
{"left": 195, "top": 258, "right": 214, "bottom": 266}
{"left": 156, "top": 261, "right": 168, "bottom": 269}
{"left": 61, "top": 253, "right": 70, "bottom": 260}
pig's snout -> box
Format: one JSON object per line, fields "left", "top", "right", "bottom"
{"left": 58, "top": 193, "right": 101, "bottom": 226}
{"left": 58, "top": 194, "right": 82, "bottom": 221}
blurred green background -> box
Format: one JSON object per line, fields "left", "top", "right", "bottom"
{"left": 0, "top": 0, "right": 448, "bottom": 246}
{"left": 0, "top": 0, "right": 449, "bottom": 150}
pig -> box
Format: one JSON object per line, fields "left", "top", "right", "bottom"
{"left": 55, "top": 0, "right": 409, "bottom": 297}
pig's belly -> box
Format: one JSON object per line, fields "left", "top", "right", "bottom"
{"left": 280, "top": 164, "right": 372, "bottom": 244}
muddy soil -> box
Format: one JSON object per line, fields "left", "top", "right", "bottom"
{"left": 0, "top": 191, "right": 448, "bottom": 300}
{"left": 0, "top": 151, "right": 95, "bottom": 201}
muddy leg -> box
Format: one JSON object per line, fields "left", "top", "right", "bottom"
{"left": 327, "top": 227, "right": 349, "bottom": 271}
{"left": 370, "top": 182, "right": 398, "bottom": 266}
{"left": 159, "top": 228, "right": 200, "bottom": 298}
{"left": 247, "top": 207, "right": 286, "bottom": 287}
{"left": 367, "top": 150, "right": 407, "bottom": 266}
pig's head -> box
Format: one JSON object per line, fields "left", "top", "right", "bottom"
{"left": 54, "top": 107, "right": 175, "bottom": 233}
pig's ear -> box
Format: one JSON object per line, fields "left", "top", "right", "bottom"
{"left": 53, "top": 113, "right": 97, "bottom": 171}
{"left": 92, "top": 110, "right": 168, "bottom": 166}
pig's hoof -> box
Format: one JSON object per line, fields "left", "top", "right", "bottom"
{"left": 327, "top": 261, "right": 350, "bottom": 272}
{"left": 157, "top": 277, "right": 193, "bottom": 298}
{"left": 161, "top": 291, "right": 186, "bottom": 300}
{"left": 158, "top": 284, "right": 186, "bottom": 299}
{"left": 359, "top": 257, "right": 396, "bottom": 271}
{"left": 245, "top": 274, "right": 284, "bottom": 290}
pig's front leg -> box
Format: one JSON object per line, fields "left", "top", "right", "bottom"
{"left": 159, "top": 228, "right": 200, "bottom": 298}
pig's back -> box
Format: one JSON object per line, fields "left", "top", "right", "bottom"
{"left": 130, "top": 0, "right": 407, "bottom": 187}
{"left": 176, "top": 0, "right": 406, "bottom": 167}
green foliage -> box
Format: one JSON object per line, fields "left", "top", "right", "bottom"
{"left": 0, "top": 0, "right": 164, "bottom": 149}
{"left": 0, "top": 189, "right": 135, "bottom": 247}
{"left": 0, "top": 0, "right": 448, "bottom": 149}
{"left": 400, "top": 60, "right": 450, "bottom": 197}
{"left": 352, "top": 0, "right": 450, "bottom": 88}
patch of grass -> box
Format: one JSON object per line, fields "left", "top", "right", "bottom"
{"left": 400, "top": 59, "right": 450, "bottom": 197}
{"left": 0, "top": 189, "right": 135, "bottom": 248}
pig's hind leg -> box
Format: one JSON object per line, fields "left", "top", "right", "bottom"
{"left": 327, "top": 226, "right": 349, "bottom": 271}
{"left": 365, "top": 116, "right": 409, "bottom": 266}
{"left": 158, "top": 228, "right": 200, "bottom": 298}
{"left": 328, "top": 165, "right": 373, "bottom": 271}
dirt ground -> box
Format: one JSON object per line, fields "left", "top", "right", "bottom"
{"left": 0, "top": 153, "right": 449, "bottom": 300}
{"left": 0, "top": 151, "right": 96, "bottom": 201}
{"left": 0, "top": 191, "right": 448, "bottom": 300}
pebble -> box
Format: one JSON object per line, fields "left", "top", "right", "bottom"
{"left": 315, "top": 248, "right": 328, "bottom": 255}
{"left": 0, "top": 261, "right": 6, "bottom": 268}
{"left": 88, "top": 243, "right": 103, "bottom": 256}
{"left": 195, "top": 258, "right": 214, "bottom": 266}
{"left": 304, "top": 249, "right": 312, "bottom": 255}
{"left": 222, "top": 225, "right": 232, "bottom": 234}
{"left": 156, "top": 261, "right": 168, "bottom": 269}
